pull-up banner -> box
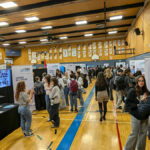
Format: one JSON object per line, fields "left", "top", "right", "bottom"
{"left": 12, "top": 65, "right": 35, "bottom": 111}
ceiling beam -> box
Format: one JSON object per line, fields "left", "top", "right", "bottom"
{"left": 0, "top": 15, "right": 135, "bottom": 37}
{"left": 0, "top": 2, "right": 144, "bottom": 29}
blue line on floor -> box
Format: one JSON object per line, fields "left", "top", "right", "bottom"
{"left": 56, "top": 86, "right": 95, "bottom": 150}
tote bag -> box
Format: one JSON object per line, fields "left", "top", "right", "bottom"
{"left": 97, "top": 90, "right": 109, "bottom": 102}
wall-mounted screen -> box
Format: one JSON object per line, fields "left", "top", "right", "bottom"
{"left": 5, "top": 49, "right": 21, "bottom": 57}
{"left": 0, "top": 69, "right": 11, "bottom": 88}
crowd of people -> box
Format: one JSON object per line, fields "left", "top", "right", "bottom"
{"left": 15, "top": 64, "right": 150, "bottom": 150}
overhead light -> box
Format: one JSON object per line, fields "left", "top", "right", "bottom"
{"left": 2, "top": 43, "right": 10, "bottom": 46}
{"left": 0, "top": 22, "right": 9, "bottom": 27}
{"left": 40, "top": 39, "right": 48, "bottom": 42}
{"left": 25, "top": 16, "right": 39, "bottom": 22}
{"left": 41, "top": 26, "right": 53, "bottom": 30}
{"left": 0, "top": 2, "right": 18, "bottom": 8}
{"left": 75, "top": 20, "right": 87, "bottom": 25}
{"left": 108, "top": 31, "right": 118, "bottom": 34}
{"left": 15, "top": 30, "right": 26, "bottom": 33}
{"left": 59, "top": 36, "right": 68, "bottom": 40}
{"left": 84, "top": 33, "right": 93, "bottom": 37}
{"left": 19, "top": 41, "right": 26, "bottom": 44}
{"left": 109, "top": 15, "right": 123, "bottom": 21}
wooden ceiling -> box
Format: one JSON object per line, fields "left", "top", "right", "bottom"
{"left": 0, "top": 0, "right": 145, "bottom": 47}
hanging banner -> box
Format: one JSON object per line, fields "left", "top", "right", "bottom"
{"left": 0, "top": 64, "right": 6, "bottom": 69}
{"left": 12, "top": 65, "right": 35, "bottom": 111}
{"left": 47, "top": 63, "right": 59, "bottom": 76}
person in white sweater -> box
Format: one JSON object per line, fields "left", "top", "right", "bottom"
{"left": 49, "top": 77, "right": 60, "bottom": 128}
{"left": 76, "top": 72, "right": 84, "bottom": 107}
{"left": 57, "top": 73, "right": 66, "bottom": 109}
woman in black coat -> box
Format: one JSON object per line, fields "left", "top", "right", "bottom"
{"left": 95, "top": 72, "right": 109, "bottom": 122}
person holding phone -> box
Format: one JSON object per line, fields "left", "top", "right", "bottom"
{"left": 15, "top": 81, "right": 34, "bottom": 137}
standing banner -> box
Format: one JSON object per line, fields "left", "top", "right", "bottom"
{"left": 145, "top": 58, "right": 150, "bottom": 90}
{"left": 12, "top": 65, "right": 35, "bottom": 111}
{"left": 47, "top": 63, "right": 59, "bottom": 76}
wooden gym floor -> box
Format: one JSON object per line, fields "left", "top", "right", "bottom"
{"left": 0, "top": 81, "right": 150, "bottom": 150}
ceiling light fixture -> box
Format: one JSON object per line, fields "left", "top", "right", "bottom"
{"left": 0, "top": 2, "right": 18, "bottom": 8}
{"left": 59, "top": 36, "right": 68, "bottom": 40}
{"left": 41, "top": 26, "right": 53, "bottom": 30}
{"left": 75, "top": 20, "right": 87, "bottom": 25}
{"left": 84, "top": 33, "right": 93, "bottom": 37}
{"left": 25, "top": 16, "right": 39, "bottom": 22}
{"left": 108, "top": 31, "right": 118, "bottom": 34}
{"left": 2, "top": 43, "right": 10, "bottom": 46}
{"left": 40, "top": 39, "right": 48, "bottom": 42}
{"left": 19, "top": 41, "right": 26, "bottom": 44}
{"left": 109, "top": 15, "right": 123, "bottom": 21}
{"left": 15, "top": 30, "right": 26, "bottom": 33}
{"left": 0, "top": 22, "right": 9, "bottom": 27}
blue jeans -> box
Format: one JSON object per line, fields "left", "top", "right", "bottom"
{"left": 64, "top": 86, "right": 69, "bottom": 105}
{"left": 69, "top": 92, "right": 77, "bottom": 110}
{"left": 18, "top": 106, "right": 32, "bottom": 134}
{"left": 78, "top": 89, "right": 84, "bottom": 106}
{"left": 45, "top": 95, "right": 51, "bottom": 119}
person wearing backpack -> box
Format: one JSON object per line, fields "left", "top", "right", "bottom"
{"left": 114, "top": 69, "right": 126, "bottom": 109}
{"left": 68, "top": 74, "right": 78, "bottom": 112}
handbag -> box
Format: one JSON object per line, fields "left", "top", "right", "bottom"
{"left": 97, "top": 90, "right": 109, "bottom": 102}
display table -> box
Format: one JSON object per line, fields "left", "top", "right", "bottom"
{"left": 0, "top": 103, "right": 20, "bottom": 140}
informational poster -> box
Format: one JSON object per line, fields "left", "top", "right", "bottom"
{"left": 0, "top": 64, "right": 6, "bottom": 69}
{"left": 63, "top": 49, "right": 68, "bottom": 57}
{"left": 12, "top": 65, "right": 35, "bottom": 111}
{"left": 130, "top": 60, "right": 145, "bottom": 74}
{"left": 109, "top": 48, "right": 113, "bottom": 55}
{"left": 145, "top": 58, "right": 150, "bottom": 90}
{"left": 92, "top": 42, "right": 96, "bottom": 49}
{"left": 93, "top": 49, "right": 96, "bottom": 55}
{"left": 72, "top": 48, "right": 76, "bottom": 57}
{"left": 59, "top": 46, "right": 62, "bottom": 52}
{"left": 83, "top": 51, "right": 86, "bottom": 58}
{"left": 83, "top": 44, "right": 86, "bottom": 51}
{"left": 113, "top": 40, "right": 116, "bottom": 46}
{"left": 59, "top": 54, "right": 62, "bottom": 59}
{"left": 41, "top": 51, "right": 45, "bottom": 60}
{"left": 104, "top": 63, "right": 109, "bottom": 67}
{"left": 88, "top": 49, "right": 92, "bottom": 57}
{"left": 64, "top": 64, "right": 76, "bottom": 74}
{"left": 104, "top": 49, "right": 108, "bottom": 56}
{"left": 88, "top": 43, "right": 92, "bottom": 49}
{"left": 104, "top": 41, "right": 108, "bottom": 48}
{"left": 77, "top": 44, "right": 80, "bottom": 50}
{"left": 118, "top": 40, "right": 121, "bottom": 46}
{"left": 116, "top": 62, "right": 126, "bottom": 67}
{"left": 4, "top": 58, "right": 13, "bottom": 64}
{"left": 98, "top": 42, "right": 102, "bottom": 48}
{"left": 109, "top": 41, "right": 112, "bottom": 47}
{"left": 28, "top": 55, "right": 32, "bottom": 61}
{"left": 47, "top": 63, "right": 59, "bottom": 76}
{"left": 122, "top": 40, "right": 125, "bottom": 46}
{"left": 28, "top": 49, "right": 31, "bottom": 54}
{"left": 32, "top": 52, "right": 36, "bottom": 59}
{"left": 0, "top": 52, "right": 2, "bottom": 60}
{"left": 98, "top": 48, "right": 102, "bottom": 56}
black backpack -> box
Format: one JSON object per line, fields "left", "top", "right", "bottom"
{"left": 83, "top": 78, "right": 88, "bottom": 88}
{"left": 116, "top": 76, "right": 126, "bottom": 90}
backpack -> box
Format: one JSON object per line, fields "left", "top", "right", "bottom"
{"left": 116, "top": 76, "right": 126, "bottom": 90}
{"left": 70, "top": 80, "right": 78, "bottom": 93}
{"left": 83, "top": 78, "right": 88, "bottom": 88}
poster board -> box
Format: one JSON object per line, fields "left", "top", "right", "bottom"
{"left": 47, "top": 63, "right": 59, "bottom": 76}
{"left": 145, "top": 58, "right": 150, "bottom": 90}
{"left": 12, "top": 65, "right": 35, "bottom": 111}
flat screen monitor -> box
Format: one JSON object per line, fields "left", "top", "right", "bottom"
{"left": 0, "top": 69, "right": 11, "bottom": 88}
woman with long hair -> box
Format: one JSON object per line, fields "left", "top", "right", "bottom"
{"left": 95, "top": 72, "right": 109, "bottom": 122}
{"left": 49, "top": 77, "right": 60, "bottom": 128}
{"left": 124, "top": 75, "right": 150, "bottom": 150}
{"left": 15, "top": 81, "right": 34, "bottom": 137}
{"left": 44, "top": 74, "right": 52, "bottom": 121}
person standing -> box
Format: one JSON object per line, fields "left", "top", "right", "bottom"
{"left": 76, "top": 72, "right": 84, "bottom": 107}
{"left": 15, "top": 81, "right": 34, "bottom": 137}
{"left": 44, "top": 74, "right": 52, "bottom": 121}
{"left": 34, "top": 76, "right": 45, "bottom": 110}
{"left": 95, "top": 72, "right": 109, "bottom": 122}
{"left": 124, "top": 75, "right": 149, "bottom": 150}
{"left": 63, "top": 72, "right": 69, "bottom": 106}
{"left": 68, "top": 74, "right": 78, "bottom": 112}
{"left": 50, "top": 78, "right": 60, "bottom": 128}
